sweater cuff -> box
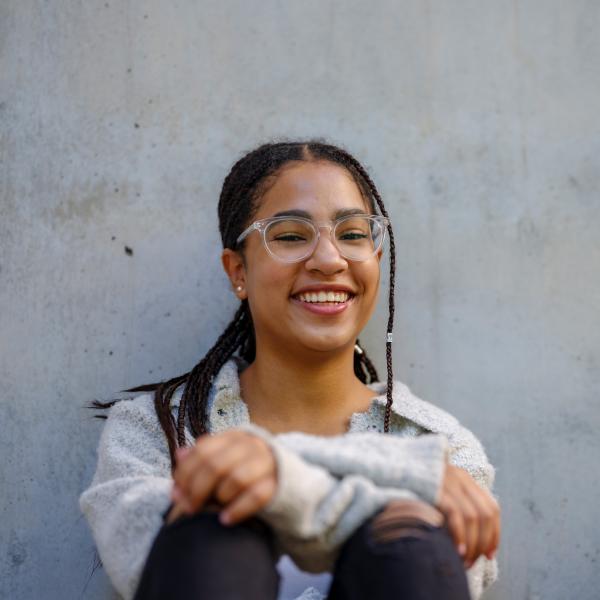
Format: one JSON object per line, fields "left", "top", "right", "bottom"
{"left": 236, "top": 423, "right": 336, "bottom": 536}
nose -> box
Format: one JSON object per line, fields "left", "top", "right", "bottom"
{"left": 304, "top": 227, "right": 348, "bottom": 274}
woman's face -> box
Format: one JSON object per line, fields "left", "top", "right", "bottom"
{"left": 224, "top": 160, "right": 382, "bottom": 356}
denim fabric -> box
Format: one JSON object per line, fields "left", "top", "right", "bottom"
{"left": 134, "top": 508, "right": 470, "bottom": 600}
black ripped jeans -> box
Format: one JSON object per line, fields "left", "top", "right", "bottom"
{"left": 133, "top": 508, "right": 470, "bottom": 600}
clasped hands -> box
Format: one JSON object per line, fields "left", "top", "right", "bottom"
{"left": 167, "top": 429, "right": 500, "bottom": 569}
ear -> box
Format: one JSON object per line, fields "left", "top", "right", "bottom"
{"left": 222, "top": 248, "right": 248, "bottom": 300}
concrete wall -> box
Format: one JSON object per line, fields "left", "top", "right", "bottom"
{"left": 1, "top": 1, "right": 599, "bottom": 598}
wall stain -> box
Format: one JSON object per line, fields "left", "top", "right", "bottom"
{"left": 7, "top": 530, "right": 27, "bottom": 568}
{"left": 523, "top": 498, "right": 543, "bottom": 523}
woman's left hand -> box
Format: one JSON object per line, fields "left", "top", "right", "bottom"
{"left": 169, "top": 429, "right": 278, "bottom": 526}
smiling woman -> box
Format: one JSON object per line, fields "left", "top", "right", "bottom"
{"left": 80, "top": 140, "right": 500, "bottom": 600}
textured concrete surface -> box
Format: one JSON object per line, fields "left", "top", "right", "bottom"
{"left": 1, "top": 1, "right": 599, "bottom": 598}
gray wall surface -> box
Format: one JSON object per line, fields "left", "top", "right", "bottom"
{"left": 1, "top": 1, "right": 599, "bottom": 598}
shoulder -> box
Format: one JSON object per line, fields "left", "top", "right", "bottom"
{"left": 369, "top": 379, "right": 495, "bottom": 490}
{"left": 102, "top": 391, "right": 171, "bottom": 444}
{"left": 105, "top": 384, "right": 186, "bottom": 428}
{"left": 369, "top": 379, "right": 461, "bottom": 436}
{"left": 99, "top": 388, "right": 189, "bottom": 460}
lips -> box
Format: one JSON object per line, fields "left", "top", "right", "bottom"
{"left": 292, "top": 284, "right": 356, "bottom": 301}
{"left": 290, "top": 287, "right": 356, "bottom": 315}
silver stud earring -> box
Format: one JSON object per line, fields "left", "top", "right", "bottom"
{"left": 236, "top": 286, "right": 243, "bottom": 292}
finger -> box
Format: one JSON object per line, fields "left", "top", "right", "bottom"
{"left": 458, "top": 492, "right": 480, "bottom": 568}
{"left": 437, "top": 466, "right": 467, "bottom": 558}
{"left": 174, "top": 431, "right": 250, "bottom": 493}
{"left": 183, "top": 439, "right": 251, "bottom": 512}
{"left": 440, "top": 498, "right": 467, "bottom": 558}
{"left": 219, "top": 476, "right": 277, "bottom": 526}
{"left": 214, "top": 454, "right": 274, "bottom": 506}
{"left": 173, "top": 433, "right": 231, "bottom": 489}
{"left": 486, "top": 496, "right": 501, "bottom": 559}
{"left": 165, "top": 500, "right": 190, "bottom": 525}
{"left": 463, "top": 484, "right": 496, "bottom": 563}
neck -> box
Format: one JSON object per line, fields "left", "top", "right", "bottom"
{"left": 239, "top": 342, "right": 375, "bottom": 436}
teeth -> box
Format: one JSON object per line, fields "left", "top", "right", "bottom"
{"left": 297, "top": 291, "right": 350, "bottom": 303}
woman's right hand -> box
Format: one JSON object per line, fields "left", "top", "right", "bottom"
{"left": 167, "top": 429, "right": 278, "bottom": 527}
{"left": 436, "top": 464, "right": 501, "bottom": 568}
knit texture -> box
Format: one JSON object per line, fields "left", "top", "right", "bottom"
{"left": 80, "top": 359, "right": 498, "bottom": 600}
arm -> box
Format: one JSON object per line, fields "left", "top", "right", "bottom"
{"left": 264, "top": 428, "right": 451, "bottom": 503}
{"left": 446, "top": 424, "right": 499, "bottom": 599}
{"left": 238, "top": 422, "right": 450, "bottom": 573}
{"left": 79, "top": 395, "right": 175, "bottom": 600}
{"left": 242, "top": 421, "right": 499, "bottom": 599}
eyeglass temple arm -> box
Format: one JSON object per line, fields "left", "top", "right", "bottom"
{"left": 235, "top": 222, "right": 261, "bottom": 245}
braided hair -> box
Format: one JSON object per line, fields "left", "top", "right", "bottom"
{"left": 92, "top": 140, "right": 397, "bottom": 469}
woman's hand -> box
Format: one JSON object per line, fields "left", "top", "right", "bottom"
{"left": 167, "top": 429, "right": 278, "bottom": 527}
{"left": 436, "top": 464, "right": 501, "bottom": 569}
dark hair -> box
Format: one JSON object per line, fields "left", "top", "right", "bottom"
{"left": 92, "top": 139, "right": 396, "bottom": 469}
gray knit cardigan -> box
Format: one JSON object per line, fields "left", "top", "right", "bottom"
{"left": 80, "top": 358, "right": 498, "bottom": 600}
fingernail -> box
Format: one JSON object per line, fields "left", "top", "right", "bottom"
{"left": 219, "top": 512, "right": 231, "bottom": 526}
{"left": 458, "top": 543, "right": 466, "bottom": 556}
{"left": 489, "top": 549, "right": 497, "bottom": 559}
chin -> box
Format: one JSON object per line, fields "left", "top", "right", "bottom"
{"left": 295, "top": 331, "right": 355, "bottom": 354}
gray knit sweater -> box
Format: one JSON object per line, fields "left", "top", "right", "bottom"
{"left": 80, "top": 359, "right": 498, "bottom": 599}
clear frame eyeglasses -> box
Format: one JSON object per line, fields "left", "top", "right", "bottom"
{"left": 235, "top": 214, "right": 389, "bottom": 263}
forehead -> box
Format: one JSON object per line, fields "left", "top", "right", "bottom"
{"left": 254, "top": 160, "right": 370, "bottom": 219}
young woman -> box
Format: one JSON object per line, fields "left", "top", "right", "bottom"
{"left": 80, "top": 140, "right": 500, "bottom": 600}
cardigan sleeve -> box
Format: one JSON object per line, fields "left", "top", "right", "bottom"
{"left": 239, "top": 422, "right": 450, "bottom": 573}
{"left": 264, "top": 428, "right": 452, "bottom": 504}
{"left": 446, "top": 422, "right": 499, "bottom": 599}
{"left": 79, "top": 394, "right": 174, "bottom": 600}
{"left": 240, "top": 419, "right": 499, "bottom": 599}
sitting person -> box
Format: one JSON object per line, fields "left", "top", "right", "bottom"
{"left": 80, "top": 140, "right": 500, "bottom": 600}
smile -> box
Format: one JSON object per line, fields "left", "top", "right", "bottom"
{"left": 295, "top": 290, "right": 350, "bottom": 303}
{"left": 290, "top": 289, "right": 355, "bottom": 315}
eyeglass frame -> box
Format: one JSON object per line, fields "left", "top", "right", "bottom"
{"left": 234, "top": 214, "right": 390, "bottom": 263}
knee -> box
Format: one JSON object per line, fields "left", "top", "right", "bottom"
{"left": 329, "top": 501, "right": 470, "bottom": 599}
{"left": 162, "top": 512, "right": 273, "bottom": 557}
{"left": 369, "top": 499, "right": 445, "bottom": 545}
{"left": 135, "top": 512, "right": 280, "bottom": 599}
{"left": 342, "top": 499, "right": 457, "bottom": 564}
{"left": 148, "top": 510, "right": 277, "bottom": 570}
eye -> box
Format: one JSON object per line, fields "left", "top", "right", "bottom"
{"left": 338, "top": 231, "right": 368, "bottom": 241}
{"left": 273, "top": 233, "right": 308, "bottom": 243}
{"left": 267, "top": 219, "right": 313, "bottom": 244}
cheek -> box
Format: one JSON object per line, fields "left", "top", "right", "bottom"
{"left": 357, "top": 262, "right": 381, "bottom": 297}
{"left": 246, "top": 262, "right": 297, "bottom": 301}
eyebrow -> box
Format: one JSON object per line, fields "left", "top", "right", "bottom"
{"left": 271, "top": 208, "right": 369, "bottom": 219}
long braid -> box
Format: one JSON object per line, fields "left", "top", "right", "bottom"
{"left": 342, "top": 156, "right": 396, "bottom": 432}
{"left": 354, "top": 339, "right": 380, "bottom": 384}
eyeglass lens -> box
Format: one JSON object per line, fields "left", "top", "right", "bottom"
{"left": 264, "top": 217, "right": 384, "bottom": 262}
